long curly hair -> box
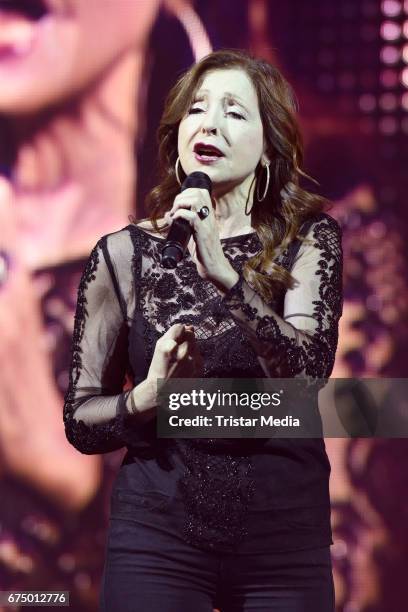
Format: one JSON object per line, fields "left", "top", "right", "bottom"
{"left": 133, "top": 48, "right": 330, "bottom": 302}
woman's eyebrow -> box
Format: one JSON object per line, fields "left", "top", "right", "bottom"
{"left": 194, "top": 89, "right": 250, "bottom": 112}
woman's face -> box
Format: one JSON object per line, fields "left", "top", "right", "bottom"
{"left": 177, "top": 67, "right": 266, "bottom": 193}
{"left": 0, "top": 0, "right": 160, "bottom": 114}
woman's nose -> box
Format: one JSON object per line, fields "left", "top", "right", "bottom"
{"left": 201, "top": 126, "right": 217, "bottom": 135}
{"left": 199, "top": 105, "right": 223, "bottom": 135}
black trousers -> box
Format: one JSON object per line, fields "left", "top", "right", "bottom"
{"left": 99, "top": 493, "right": 335, "bottom": 612}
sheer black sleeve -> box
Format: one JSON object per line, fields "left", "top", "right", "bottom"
{"left": 63, "top": 236, "right": 138, "bottom": 455}
{"left": 219, "top": 214, "right": 343, "bottom": 380}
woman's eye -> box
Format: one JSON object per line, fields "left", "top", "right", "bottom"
{"left": 186, "top": 107, "right": 244, "bottom": 119}
{"left": 227, "top": 111, "right": 244, "bottom": 120}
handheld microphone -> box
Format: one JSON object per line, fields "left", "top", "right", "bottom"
{"left": 161, "top": 171, "right": 212, "bottom": 269}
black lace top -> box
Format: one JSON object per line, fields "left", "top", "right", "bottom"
{"left": 63, "top": 212, "right": 343, "bottom": 553}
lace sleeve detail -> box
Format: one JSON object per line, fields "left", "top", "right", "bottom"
{"left": 63, "top": 236, "right": 138, "bottom": 455}
{"left": 220, "top": 214, "right": 343, "bottom": 379}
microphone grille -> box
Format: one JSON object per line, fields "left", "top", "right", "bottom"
{"left": 181, "top": 171, "right": 212, "bottom": 193}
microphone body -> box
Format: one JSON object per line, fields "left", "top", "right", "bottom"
{"left": 161, "top": 171, "right": 212, "bottom": 269}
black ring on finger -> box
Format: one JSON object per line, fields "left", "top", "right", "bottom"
{"left": 197, "top": 206, "right": 210, "bottom": 220}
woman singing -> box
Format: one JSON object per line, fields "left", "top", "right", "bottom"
{"left": 63, "top": 49, "right": 342, "bottom": 611}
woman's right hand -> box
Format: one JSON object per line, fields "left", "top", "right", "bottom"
{"left": 147, "top": 323, "right": 204, "bottom": 382}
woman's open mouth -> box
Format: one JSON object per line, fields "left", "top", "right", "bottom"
{"left": 193, "top": 142, "right": 225, "bottom": 164}
{"left": 0, "top": 0, "right": 52, "bottom": 59}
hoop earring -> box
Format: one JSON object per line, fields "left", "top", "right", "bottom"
{"left": 175, "top": 156, "right": 183, "bottom": 186}
{"left": 256, "top": 162, "right": 270, "bottom": 202}
{"left": 244, "top": 174, "right": 257, "bottom": 216}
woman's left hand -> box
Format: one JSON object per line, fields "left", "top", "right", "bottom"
{"left": 163, "top": 187, "right": 239, "bottom": 288}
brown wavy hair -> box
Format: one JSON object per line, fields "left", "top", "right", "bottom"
{"left": 132, "top": 48, "right": 330, "bottom": 302}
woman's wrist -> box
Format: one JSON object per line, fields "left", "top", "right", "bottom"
{"left": 211, "top": 267, "right": 240, "bottom": 297}
{"left": 128, "top": 378, "right": 158, "bottom": 423}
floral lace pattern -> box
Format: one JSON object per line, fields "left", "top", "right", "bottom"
{"left": 64, "top": 213, "right": 342, "bottom": 550}
{"left": 134, "top": 229, "right": 279, "bottom": 380}
{"left": 219, "top": 214, "right": 343, "bottom": 380}
{"left": 63, "top": 237, "right": 133, "bottom": 455}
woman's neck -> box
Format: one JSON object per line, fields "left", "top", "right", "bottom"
{"left": 213, "top": 172, "right": 255, "bottom": 236}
